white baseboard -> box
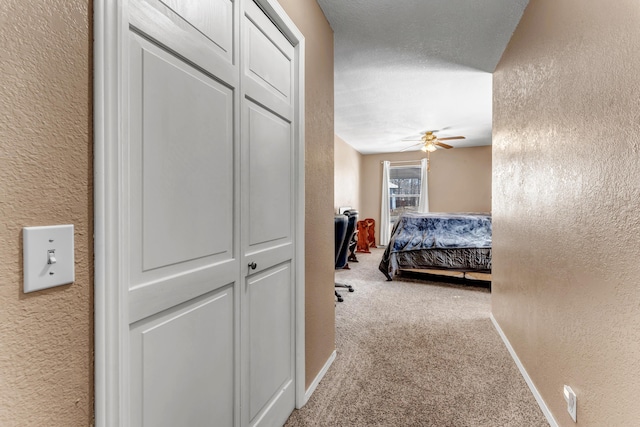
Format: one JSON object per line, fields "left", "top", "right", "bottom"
{"left": 302, "top": 349, "right": 336, "bottom": 406}
{"left": 490, "top": 314, "right": 558, "bottom": 427}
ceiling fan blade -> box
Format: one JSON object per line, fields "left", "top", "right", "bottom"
{"left": 438, "top": 136, "right": 465, "bottom": 141}
{"left": 400, "top": 143, "right": 423, "bottom": 152}
{"left": 435, "top": 141, "right": 453, "bottom": 149}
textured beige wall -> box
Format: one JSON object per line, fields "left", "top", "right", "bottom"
{"left": 277, "top": 0, "right": 336, "bottom": 389}
{"left": 360, "top": 146, "right": 492, "bottom": 239}
{"left": 334, "top": 135, "right": 363, "bottom": 212}
{"left": 0, "top": 1, "right": 93, "bottom": 426}
{"left": 493, "top": 0, "right": 640, "bottom": 425}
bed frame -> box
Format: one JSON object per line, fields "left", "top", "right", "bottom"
{"left": 399, "top": 268, "right": 491, "bottom": 282}
{"left": 379, "top": 212, "right": 492, "bottom": 282}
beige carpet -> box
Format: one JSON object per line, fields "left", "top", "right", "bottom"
{"left": 284, "top": 248, "right": 548, "bottom": 427}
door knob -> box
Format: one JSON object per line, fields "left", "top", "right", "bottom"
{"left": 248, "top": 262, "right": 257, "bottom": 270}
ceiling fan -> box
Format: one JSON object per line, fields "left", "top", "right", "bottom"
{"left": 401, "top": 130, "right": 466, "bottom": 152}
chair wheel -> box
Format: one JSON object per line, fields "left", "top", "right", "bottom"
{"left": 348, "top": 288, "right": 355, "bottom": 292}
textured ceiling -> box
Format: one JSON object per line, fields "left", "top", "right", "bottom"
{"left": 317, "top": 0, "right": 529, "bottom": 154}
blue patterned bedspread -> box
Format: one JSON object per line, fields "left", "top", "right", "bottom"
{"left": 390, "top": 212, "right": 492, "bottom": 251}
{"left": 379, "top": 212, "right": 492, "bottom": 280}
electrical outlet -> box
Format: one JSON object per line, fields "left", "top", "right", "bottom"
{"left": 563, "top": 385, "right": 577, "bottom": 422}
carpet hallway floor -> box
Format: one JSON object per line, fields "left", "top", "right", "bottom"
{"left": 284, "top": 248, "right": 548, "bottom": 427}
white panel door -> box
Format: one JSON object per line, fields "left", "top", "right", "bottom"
{"left": 126, "top": 1, "right": 239, "bottom": 426}
{"left": 241, "top": 2, "right": 297, "bottom": 426}
{"left": 97, "top": 1, "right": 303, "bottom": 425}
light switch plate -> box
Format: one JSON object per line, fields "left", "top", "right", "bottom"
{"left": 23, "top": 224, "right": 74, "bottom": 293}
{"left": 564, "top": 385, "right": 577, "bottom": 422}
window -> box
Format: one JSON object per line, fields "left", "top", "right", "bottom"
{"left": 389, "top": 165, "right": 422, "bottom": 226}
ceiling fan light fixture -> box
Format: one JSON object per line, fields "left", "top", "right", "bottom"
{"left": 401, "top": 130, "right": 464, "bottom": 153}
{"left": 424, "top": 143, "right": 437, "bottom": 152}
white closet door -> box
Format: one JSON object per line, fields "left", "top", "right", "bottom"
{"left": 241, "top": 1, "right": 297, "bottom": 426}
{"left": 126, "top": 1, "right": 240, "bottom": 426}
{"left": 101, "top": 0, "right": 302, "bottom": 425}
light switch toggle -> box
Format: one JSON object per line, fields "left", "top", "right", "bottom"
{"left": 23, "top": 224, "right": 74, "bottom": 293}
{"left": 47, "top": 250, "right": 57, "bottom": 265}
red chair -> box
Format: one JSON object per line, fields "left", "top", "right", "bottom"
{"left": 365, "top": 218, "right": 376, "bottom": 248}
{"left": 356, "top": 218, "right": 377, "bottom": 252}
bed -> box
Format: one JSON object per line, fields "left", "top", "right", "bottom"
{"left": 379, "top": 212, "right": 492, "bottom": 281}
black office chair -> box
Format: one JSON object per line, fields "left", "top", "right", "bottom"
{"left": 335, "top": 210, "right": 357, "bottom": 301}
{"left": 334, "top": 215, "right": 348, "bottom": 302}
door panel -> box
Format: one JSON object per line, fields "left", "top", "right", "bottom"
{"left": 247, "top": 104, "right": 292, "bottom": 248}
{"left": 246, "top": 21, "right": 291, "bottom": 99}
{"left": 130, "top": 0, "right": 238, "bottom": 75}
{"left": 128, "top": 32, "right": 237, "bottom": 291}
{"left": 247, "top": 263, "right": 294, "bottom": 424}
{"left": 140, "top": 47, "right": 233, "bottom": 271}
{"left": 242, "top": 1, "right": 294, "bottom": 122}
{"left": 241, "top": 2, "right": 297, "bottom": 426}
{"left": 126, "top": 0, "right": 240, "bottom": 425}
{"left": 161, "top": 0, "right": 234, "bottom": 57}
{"left": 130, "top": 286, "right": 234, "bottom": 427}
{"left": 128, "top": 261, "right": 237, "bottom": 323}
{"left": 117, "top": 1, "right": 298, "bottom": 426}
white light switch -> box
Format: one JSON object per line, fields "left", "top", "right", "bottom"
{"left": 23, "top": 224, "right": 74, "bottom": 293}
